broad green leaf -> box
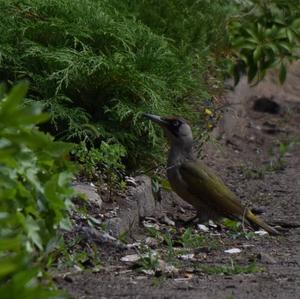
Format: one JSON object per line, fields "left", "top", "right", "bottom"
{"left": 286, "top": 29, "right": 294, "bottom": 43}
{"left": 0, "top": 238, "right": 21, "bottom": 251}
{"left": 0, "top": 83, "right": 28, "bottom": 113}
{"left": 25, "top": 216, "right": 43, "bottom": 250}
{"left": 253, "top": 46, "right": 262, "bottom": 62}
{"left": 278, "top": 42, "right": 293, "bottom": 53}
{"left": 58, "top": 171, "right": 73, "bottom": 187}
{"left": 291, "top": 18, "right": 300, "bottom": 32}
{"left": 245, "top": 28, "right": 259, "bottom": 41}
{"left": 266, "top": 43, "right": 279, "bottom": 54}
{"left": 0, "top": 259, "right": 19, "bottom": 278}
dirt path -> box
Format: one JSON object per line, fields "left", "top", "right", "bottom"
{"left": 56, "top": 68, "right": 300, "bottom": 299}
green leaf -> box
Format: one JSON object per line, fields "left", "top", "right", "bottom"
{"left": 291, "top": 18, "right": 300, "bottom": 31}
{"left": 253, "top": 46, "right": 262, "bottom": 62}
{"left": 245, "top": 28, "right": 259, "bottom": 42}
{"left": 278, "top": 42, "right": 293, "bottom": 53}
{"left": 0, "top": 259, "right": 19, "bottom": 278}
{"left": 266, "top": 43, "right": 279, "bottom": 55}
{"left": 0, "top": 83, "right": 28, "bottom": 113}
{"left": 286, "top": 29, "right": 294, "bottom": 43}
{"left": 25, "top": 216, "right": 43, "bottom": 251}
{"left": 0, "top": 238, "right": 21, "bottom": 251}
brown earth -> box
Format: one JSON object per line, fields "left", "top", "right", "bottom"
{"left": 56, "top": 66, "right": 300, "bottom": 299}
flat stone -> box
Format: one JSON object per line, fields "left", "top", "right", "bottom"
{"left": 73, "top": 183, "right": 102, "bottom": 209}
{"left": 133, "top": 175, "right": 156, "bottom": 218}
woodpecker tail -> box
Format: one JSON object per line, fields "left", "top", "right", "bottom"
{"left": 246, "top": 210, "right": 279, "bottom": 235}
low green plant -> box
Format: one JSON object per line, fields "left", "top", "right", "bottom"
{"left": 136, "top": 251, "right": 160, "bottom": 273}
{"left": 57, "top": 237, "right": 102, "bottom": 271}
{"left": 201, "top": 261, "right": 261, "bottom": 275}
{"left": 117, "top": 231, "right": 129, "bottom": 244}
{"left": 223, "top": 219, "right": 256, "bottom": 240}
{"left": 146, "top": 227, "right": 163, "bottom": 240}
{"left": 162, "top": 232, "right": 175, "bottom": 263}
{"left": 267, "top": 142, "right": 292, "bottom": 171}
{"left": 179, "top": 228, "right": 205, "bottom": 249}
{"left": 72, "top": 140, "right": 126, "bottom": 188}
{"left": 0, "top": 83, "right": 75, "bottom": 298}
{"left": 240, "top": 165, "right": 265, "bottom": 180}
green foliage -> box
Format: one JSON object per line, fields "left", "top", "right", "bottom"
{"left": 0, "top": 0, "right": 233, "bottom": 171}
{"left": 57, "top": 237, "right": 102, "bottom": 271}
{"left": 240, "top": 165, "right": 265, "bottom": 180}
{"left": 201, "top": 261, "right": 261, "bottom": 275}
{"left": 179, "top": 228, "right": 205, "bottom": 249}
{"left": 136, "top": 251, "right": 160, "bottom": 273}
{"left": 267, "top": 141, "right": 293, "bottom": 171}
{"left": 0, "top": 83, "right": 75, "bottom": 298}
{"left": 114, "top": 0, "right": 234, "bottom": 62}
{"left": 228, "top": 0, "right": 300, "bottom": 84}
{"left": 222, "top": 219, "right": 256, "bottom": 239}
{"left": 72, "top": 140, "right": 126, "bottom": 181}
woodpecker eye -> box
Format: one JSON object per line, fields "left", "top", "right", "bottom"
{"left": 172, "top": 120, "right": 181, "bottom": 128}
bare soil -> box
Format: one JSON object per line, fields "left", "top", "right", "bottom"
{"left": 56, "top": 67, "right": 300, "bottom": 299}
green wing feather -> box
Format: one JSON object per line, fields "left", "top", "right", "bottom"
{"left": 179, "top": 160, "right": 246, "bottom": 216}
{"left": 179, "top": 160, "right": 279, "bottom": 235}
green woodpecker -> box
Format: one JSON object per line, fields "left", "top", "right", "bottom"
{"left": 144, "top": 113, "right": 279, "bottom": 235}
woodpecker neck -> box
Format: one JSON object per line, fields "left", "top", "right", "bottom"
{"left": 167, "top": 141, "right": 195, "bottom": 167}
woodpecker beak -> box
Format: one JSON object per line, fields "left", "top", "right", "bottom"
{"left": 143, "top": 113, "right": 169, "bottom": 127}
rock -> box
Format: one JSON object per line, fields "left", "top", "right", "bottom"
{"left": 162, "top": 215, "right": 175, "bottom": 226}
{"left": 197, "top": 224, "right": 209, "bottom": 232}
{"left": 104, "top": 196, "right": 139, "bottom": 237}
{"left": 120, "top": 254, "right": 141, "bottom": 263}
{"left": 73, "top": 183, "right": 102, "bottom": 209}
{"left": 178, "top": 253, "right": 195, "bottom": 261}
{"left": 224, "top": 248, "right": 242, "bottom": 254}
{"left": 158, "top": 260, "right": 179, "bottom": 275}
{"left": 208, "top": 220, "right": 218, "bottom": 228}
{"left": 125, "top": 176, "right": 138, "bottom": 187}
{"left": 133, "top": 175, "right": 156, "bottom": 218}
{"left": 145, "top": 237, "right": 159, "bottom": 247}
{"left": 141, "top": 269, "right": 155, "bottom": 275}
{"left": 126, "top": 242, "right": 141, "bottom": 249}
{"left": 254, "top": 230, "right": 269, "bottom": 236}
{"left": 79, "top": 226, "right": 125, "bottom": 248}
{"left": 142, "top": 220, "right": 160, "bottom": 230}
{"left": 257, "top": 253, "right": 277, "bottom": 264}
{"left": 105, "top": 211, "right": 138, "bottom": 237}
{"left": 104, "top": 175, "right": 156, "bottom": 237}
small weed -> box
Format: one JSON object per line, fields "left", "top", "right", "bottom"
{"left": 152, "top": 176, "right": 172, "bottom": 193}
{"left": 240, "top": 166, "right": 265, "bottom": 179}
{"left": 201, "top": 260, "right": 262, "bottom": 275}
{"left": 267, "top": 142, "right": 293, "bottom": 172}
{"left": 146, "top": 227, "right": 163, "bottom": 240}
{"left": 136, "top": 251, "right": 160, "bottom": 272}
{"left": 118, "top": 231, "right": 129, "bottom": 244}
{"left": 151, "top": 276, "right": 167, "bottom": 287}
{"left": 179, "top": 228, "right": 205, "bottom": 249}
{"left": 162, "top": 232, "right": 175, "bottom": 262}
{"left": 222, "top": 219, "right": 256, "bottom": 240}
{"left": 55, "top": 236, "right": 102, "bottom": 270}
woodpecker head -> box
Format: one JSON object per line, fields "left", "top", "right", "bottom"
{"left": 143, "top": 113, "right": 193, "bottom": 147}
